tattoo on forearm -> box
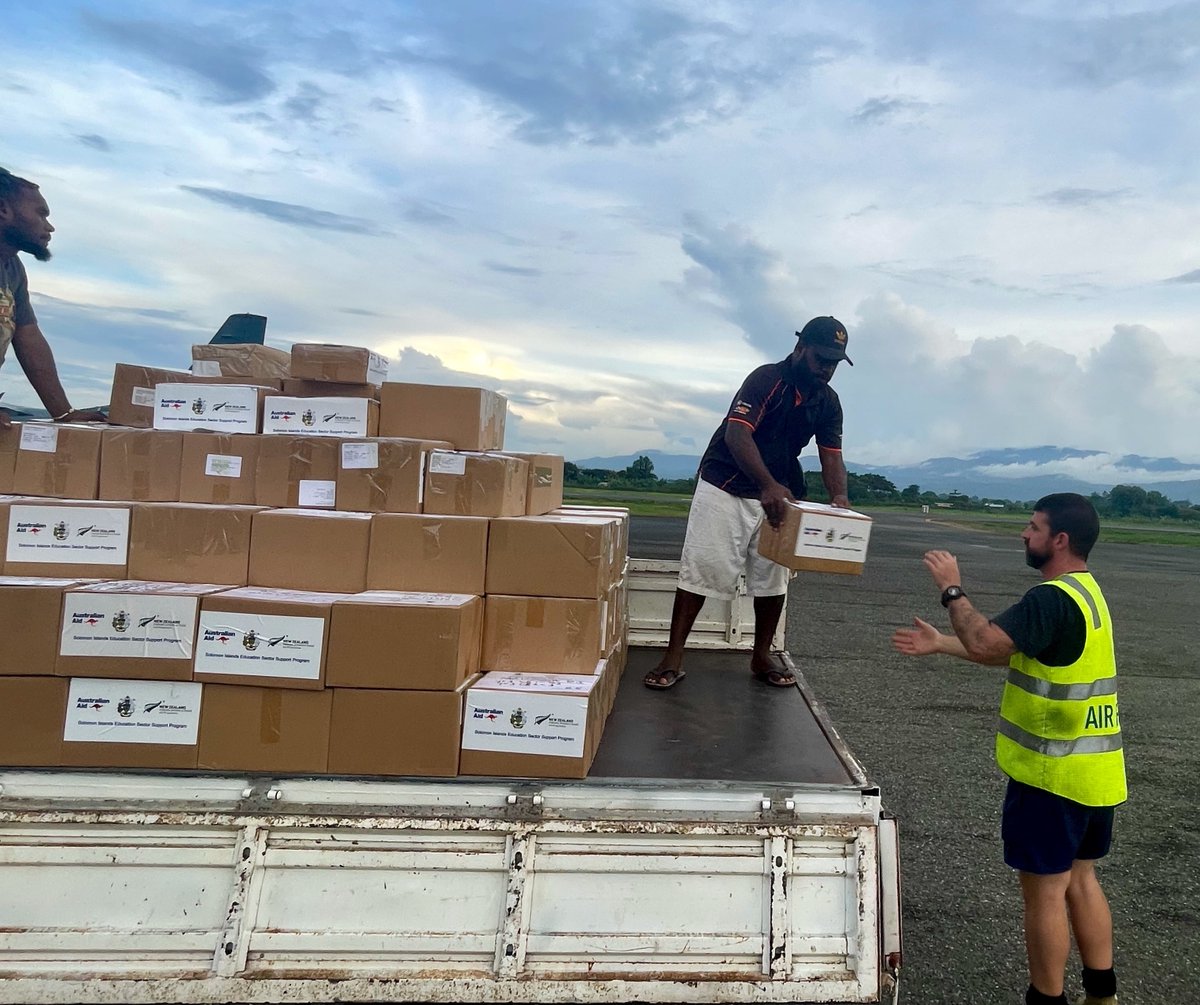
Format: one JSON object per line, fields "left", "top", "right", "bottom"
{"left": 948, "top": 601, "right": 992, "bottom": 655}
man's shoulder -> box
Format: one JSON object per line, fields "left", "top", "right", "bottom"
{"left": 0, "top": 253, "right": 26, "bottom": 282}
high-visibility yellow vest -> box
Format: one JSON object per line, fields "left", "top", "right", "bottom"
{"left": 996, "top": 572, "right": 1127, "bottom": 807}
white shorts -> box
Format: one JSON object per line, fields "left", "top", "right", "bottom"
{"left": 678, "top": 479, "right": 792, "bottom": 600}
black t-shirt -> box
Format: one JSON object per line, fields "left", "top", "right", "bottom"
{"left": 993, "top": 583, "right": 1086, "bottom": 667}
{"left": 697, "top": 357, "right": 843, "bottom": 499}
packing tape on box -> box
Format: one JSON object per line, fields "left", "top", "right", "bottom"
{"left": 523, "top": 597, "right": 545, "bottom": 629}
{"left": 260, "top": 689, "right": 283, "bottom": 745}
{"left": 421, "top": 522, "right": 444, "bottom": 559}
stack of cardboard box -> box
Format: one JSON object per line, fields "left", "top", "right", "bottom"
{"left": 0, "top": 341, "right": 629, "bottom": 780}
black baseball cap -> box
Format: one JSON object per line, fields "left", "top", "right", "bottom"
{"left": 796, "top": 316, "right": 852, "bottom": 365}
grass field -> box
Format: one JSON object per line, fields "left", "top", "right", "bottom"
{"left": 564, "top": 487, "right": 1200, "bottom": 547}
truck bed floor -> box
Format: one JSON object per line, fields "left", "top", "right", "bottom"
{"left": 590, "top": 648, "right": 857, "bottom": 787}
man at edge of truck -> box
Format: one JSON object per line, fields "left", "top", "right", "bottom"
{"left": 892, "top": 492, "right": 1126, "bottom": 1005}
{"left": 0, "top": 166, "right": 105, "bottom": 429}
{"left": 643, "top": 316, "right": 851, "bottom": 691}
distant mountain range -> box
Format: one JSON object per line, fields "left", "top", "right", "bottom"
{"left": 572, "top": 446, "right": 1200, "bottom": 504}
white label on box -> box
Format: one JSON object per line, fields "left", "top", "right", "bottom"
{"left": 462, "top": 687, "right": 589, "bottom": 758}
{"left": 205, "top": 453, "right": 242, "bottom": 478}
{"left": 64, "top": 678, "right": 202, "bottom": 746}
{"left": 792, "top": 512, "right": 873, "bottom": 561}
{"left": 430, "top": 451, "right": 467, "bottom": 476}
{"left": 19, "top": 424, "right": 58, "bottom": 453}
{"left": 298, "top": 479, "right": 336, "bottom": 507}
{"left": 6, "top": 505, "right": 130, "bottom": 566}
{"left": 366, "top": 352, "right": 389, "bottom": 385}
{"left": 193, "top": 612, "right": 325, "bottom": 681}
{"left": 262, "top": 396, "right": 370, "bottom": 437}
{"left": 131, "top": 386, "right": 156, "bottom": 407}
{"left": 191, "top": 359, "right": 222, "bottom": 376}
{"left": 153, "top": 383, "right": 261, "bottom": 433}
{"left": 341, "top": 442, "right": 379, "bottom": 470}
{"left": 60, "top": 593, "right": 199, "bottom": 659}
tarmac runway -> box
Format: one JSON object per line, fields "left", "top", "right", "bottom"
{"left": 628, "top": 509, "right": 1200, "bottom": 1005}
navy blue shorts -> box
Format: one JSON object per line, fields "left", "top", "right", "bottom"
{"left": 1001, "top": 779, "right": 1115, "bottom": 875}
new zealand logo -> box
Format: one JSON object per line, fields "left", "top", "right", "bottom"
{"left": 53, "top": 521, "right": 69, "bottom": 541}
{"left": 510, "top": 708, "right": 527, "bottom": 730}
{"left": 138, "top": 614, "right": 157, "bottom": 628}
{"left": 243, "top": 630, "right": 260, "bottom": 651}
{"left": 117, "top": 696, "right": 135, "bottom": 718}
{"left": 191, "top": 398, "right": 206, "bottom": 415}
{"left": 112, "top": 610, "right": 130, "bottom": 633}
{"left": 301, "top": 409, "right": 315, "bottom": 427}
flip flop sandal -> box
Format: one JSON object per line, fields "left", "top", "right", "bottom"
{"left": 752, "top": 663, "right": 796, "bottom": 688}
{"left": 643, "top": 668, "right": 686, "bottom": 690}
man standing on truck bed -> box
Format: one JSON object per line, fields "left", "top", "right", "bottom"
{"left": 0, "top": 167, "right": 105, "bottom": 428}
{"left": 892, "top": 493, "right": 1125, "bottom": 1005}
{"left": 643, "top": 317, "right": 851, "bottom": 691}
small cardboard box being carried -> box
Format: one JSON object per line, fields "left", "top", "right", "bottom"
{"left": 756, "top": 500, "right": 873, "bottom": 575}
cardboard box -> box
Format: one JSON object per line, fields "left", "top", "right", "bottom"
{"left": 0, "top": 422, "right": 18, "bottom": 492}
{"left": 262, "top": 396, "right": 379, "bottom": 438}
{"left": 366, "top": 513, "right": 489, "bottom": 594}
{"left": 335, "top": 437, "right": 451, "bottom": 513}
{"left": 0, "top": 677, "right": 68, "bottom": 766}
{"left": 555, "top": 504, "right": 631, "bottom": 569}
{"left": 459, "top": 672, "right": 602, "bottom": 779}
{"left": 756, "top": 501, "right": 873, "bottom": 575}
{"left": 0, "top": 578, "right": 95, "bottom": 675}
{"left": 328, "top": 681, "right": 474, "bottom": 777}
{"left": 56, "top": 581, "right": 229, "bottom": 681}
{"left": 2, "top": 499, "right": 130, "bottom": 578}
{"left": 281, "top": 378, "right": 380, "bottom": 400}
{"left": 197, "top": 685, "right": 332, "bottom": 773}
{"left": 179, "top": 432, "right": 262, "bottom": 505}
{"left": 60, "top": 677, "right": 202, "bottom": 769}
{"left": 153, "top": 383, "right": 272, "bottom": 434}
{"left": 290, "top": 343, "right": 389, "bottom": 385}
{"left": 486, "top": 515, "right": 615, "bottom": 599}
{"left": 500, "top": 452, "right": 564, "bottom": 515}
{"left": 191, "top": 343, "right": 291, "bottom": 381}
{"left": 482, "top": 595, "right": 607, "bottom": 675}
{"left": 128, "top": 502, "right": 262, "bottom": 585}
{"left": 327, "top": 591, "right": 482, "bottom": 691}
{"left": 423, "top": 451, "right": 528, "bottom": 518}
{"left": 12, "top": 423, "right": 103, "bottom": 499}
{"left": 249, "top": 509, "right": 371, "bottom": 593}
{"left": 378, "top": 383, "right": 507, "bottom": 450}
{"left": 99, "top": 427, "right": 183, "bottom": 502}
{"left": 254, "top": 435, "right": 340, "bottom": 508}
{"left": 106, "top": 363, "right": 231, "bottom": 428}
{"left": 195, "top": 587, "right": 342, "bottom": 690}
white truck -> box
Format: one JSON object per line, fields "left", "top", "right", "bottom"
{"left": 0, "top": 559, "right": 902, "bottom": 1004}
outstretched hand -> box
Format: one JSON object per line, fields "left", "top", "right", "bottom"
{"left": 922, "top": 549, "right": 962, "bottom": 590}
{"left": 57, "top": 408, "right": 107, "bottom": 423}
{"left": 892, "top": 617, "right": 943, "bottom": 657}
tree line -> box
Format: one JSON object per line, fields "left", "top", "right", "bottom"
{"left": 565, "top": 457, "right": 1200, "bottom": 521}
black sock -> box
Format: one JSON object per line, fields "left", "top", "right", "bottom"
{"left": 1082, "top": 966, "right": 1117, "bottom": 998}
{"left": 1026, "top": 986, "right": 1068, "bottom": 1005}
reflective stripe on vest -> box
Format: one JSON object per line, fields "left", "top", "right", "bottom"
{"left": 996, "top": 572, "right": 1127, "bottom": 807}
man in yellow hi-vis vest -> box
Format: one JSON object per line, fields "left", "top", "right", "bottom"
{"left": 892, "top": 493, "right": 1125, "bottom": 1005}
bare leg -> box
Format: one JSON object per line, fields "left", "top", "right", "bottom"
{"left": 1066, "top": 859, "right": 1113, "bottom": 970}
{"left": 750, "top": 594, "right": 786, "bottom": 675}
{"left": 644, "top": 589, "right": 706, "bottom": 687}
{"left": 1019, "top": 869, "right": 1072, "bottom": 997}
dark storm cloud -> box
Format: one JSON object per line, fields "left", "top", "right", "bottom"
{"left": 850, "top": 95, "right": 930, "bottom": 126}
{"left": 75, "top": 134, "right": 111, "bottom": 151}
{"left": 84, "top": 13, "right": 276, "bottom": 103}
{"left": 181, "top": 186, "right": 386, "bottom": 235}
{"left": 1037, "top": 187, "right": 1131, "bottom": 207}
{"left": 381, "top": 0, "right": 851, "bottom": 145}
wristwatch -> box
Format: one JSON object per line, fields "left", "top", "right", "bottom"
{"left": 940, "top": 585, "right": 967, "bottom": 608}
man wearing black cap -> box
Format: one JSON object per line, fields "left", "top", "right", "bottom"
{"left": 644, "top": 317, "right": 852, "bottom": 690}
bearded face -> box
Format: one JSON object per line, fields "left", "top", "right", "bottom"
{"left": 1, "top": 188, "right": 53, "bottom": 262}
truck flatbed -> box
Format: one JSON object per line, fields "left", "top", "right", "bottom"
{"left": 593, "top": 648, "right": 862, "bottom": 788}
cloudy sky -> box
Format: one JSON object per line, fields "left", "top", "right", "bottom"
{"left": 5, "top": 0, "right": 1200, "bottom": 482}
